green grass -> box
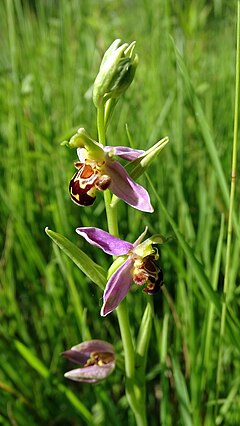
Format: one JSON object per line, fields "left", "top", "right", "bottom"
{"left": 0, "top": 0, "right": 240, "bottom": 425}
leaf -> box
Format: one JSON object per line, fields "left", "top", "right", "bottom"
{"left": 136, "top": 300, "right": 153, "bottom": 375}
{"left": 45, "top": 228, "right": 106, "bottom": 289}
{"left": 171, "top": 355, "right": 193, "bottom": 426}
{"left": 14, "top": 340, "right": 49, "bottom": 379}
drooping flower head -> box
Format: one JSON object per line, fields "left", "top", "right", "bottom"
{"left": 67, "top": 128, "right": 153, "bottom": 212}
{"left": 62, "top": 340, "right": 115, "bottom": 383}
{"left": 76, "top": 226, "right": 165, "bottom": 316}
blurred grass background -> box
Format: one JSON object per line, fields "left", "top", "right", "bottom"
{"left": 0, "top": 0, "right": 240, "bottom": 425}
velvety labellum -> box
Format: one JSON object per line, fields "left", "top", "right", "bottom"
{"left": 133, "top": 254, "right": 164, "bottom": 295}
{"left": 142, "top": 255, "right": 164, "bottom": 295}
{"left": 69, "top": 162, "right": 111, "bottom": 206}
{"left": 69, "top": 162, "right": 98, "bottom": 206}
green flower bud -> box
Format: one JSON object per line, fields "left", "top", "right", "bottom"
{"left": 93, "top": 39, "right": 138, "bottom": 107}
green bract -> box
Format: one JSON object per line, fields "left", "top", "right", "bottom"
{"left": 126, "top": 136, "right": 170, "bottom": 180}
{"left": 110, "top": 136, "right": 169, "bottom": 208}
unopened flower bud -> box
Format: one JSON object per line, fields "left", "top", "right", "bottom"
{"left": 93, "top": 39, "right": 138, "bottom": 107}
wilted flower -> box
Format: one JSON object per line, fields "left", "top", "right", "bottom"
{"left": 93, "top": 39, "right": 138, "bottom": 107}
{"left": 76, "top": 227, "right": 165, "bottom": 316}
{"left": 68, "top": 128, "right": 153, "bottom": 212}
{"left": 62, "top": 340, "right": 115, "bottom": 383}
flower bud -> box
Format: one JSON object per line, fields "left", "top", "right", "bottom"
{"left": 93, "top": 39, "right": 138, "bottom": 107}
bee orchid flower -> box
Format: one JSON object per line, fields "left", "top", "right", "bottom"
{"left": 76, "top": 226, "right": 165, "bottom": 316}
{"left": 62, "top": 340, "right": 115, "bottom": 383}
{"left": 68, "top": 128, "right": 153, "bottom": 213}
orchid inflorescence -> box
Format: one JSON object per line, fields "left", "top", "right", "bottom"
{"left": 54, "top": 39, "right": 169, "bottom": 397}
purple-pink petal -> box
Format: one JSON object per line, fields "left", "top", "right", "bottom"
{"left": 77, "top": 147, "right": 87, "bottom": 162}
{"left": 71, "top": 339, "right": 115, "bottom": 355}
{"left": 101, "top": 258, "right": 133, "bottom": 316}
{"left": 106, "top": 160, "right": 154, "bottom": 213}
{"left": 103, "top": 145, "right": 144, "bottom": 160}
{"left": 64, "top": 363, "right": 115, "bottom": 383}
{"left": 76, "top": 227, "right": 133, "bottom": 255}
{"left": 62, "top": 349, "right": 89, "bottom": 366}
{"left": 62, "top": 340, "right": 114, "bottom": 365}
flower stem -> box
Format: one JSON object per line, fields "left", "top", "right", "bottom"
{"left": 97, "top": 105, "right": 147, "bottom": 426}
{"left": 105, "top": 191, "right": 147, "bottom": 425}
{"left": 97, "top": 104, "right": 106, "bottom": 145}
{"left": 104, "top": 190, "right": 119, "bottom": 237}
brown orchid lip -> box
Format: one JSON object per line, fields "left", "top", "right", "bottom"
{"left": 69, "top": 161, "right": 111, "bottom": 206}
{"left": 95, "top": 174, "right": 111, "bottom": 191}
{"left": 69, "top": 163, "right": 98, "bottom": 206}
{"left": 132, "top": 254, "right": 164, "bottom": 294}
{"left": 144, "top": 265, "right": 164, "bottom": 295}
{"left": 69, "top": 174, "right": 96, "bottom": 206}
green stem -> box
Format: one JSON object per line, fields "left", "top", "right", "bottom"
{"left": 116, "top": 301, "right": 140, "bottom": 414}
{"left": 97, "top": 105, "right": 147, "bottom": 426}
{"left": 97, "top": 104, "right": 106, "bottom": 145}
{"left": 222, "top": 0, "right": 240, "bottom": 319}
{"left": 104, "top": 190, "right": 119, "bottom": 237}
{"left": 216, "top": 0, "right": 240, "bottom": 409}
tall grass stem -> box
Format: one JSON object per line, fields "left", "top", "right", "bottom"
{"left": 216, "top": 0, "right": 240, "bottom": 404}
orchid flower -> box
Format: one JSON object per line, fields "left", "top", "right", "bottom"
{"left": 76, "top": 227, "right": 165, "bottom": 316}
{"left": 62, "top": 340, "right": 115, "bottom": 383}
{"left": 68, "top": 128, "right": 153, "bottom": 212}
